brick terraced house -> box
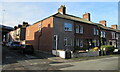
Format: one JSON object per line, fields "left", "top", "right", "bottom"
{"left": 25, "top": 5, "right": 120, "bottom": 55}
{"left": 7, "top": 22, "right": 29, "bottom": 44}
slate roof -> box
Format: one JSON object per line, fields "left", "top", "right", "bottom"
{"left": 34, "top": 13, "right": 120, "bottom": 33}
{"left": 53, "top": 13, "right": 120, "bottom": 33}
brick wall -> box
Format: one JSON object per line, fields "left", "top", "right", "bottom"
{"left": 26, "top": 17, "right": 53, "bottom": 52}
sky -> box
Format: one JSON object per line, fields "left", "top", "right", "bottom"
{"left": 0, "top": 2, "right": 118, "bottom": 28}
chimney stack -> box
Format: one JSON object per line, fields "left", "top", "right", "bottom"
{"left": 18, "top": 24, "right": 22, "bottom": 28}
{"left": 23, "top": 21, "right": 29, "bottom": 27}
{"left": 99, "top": 20, "right": 106, "bottom": 26}
{"left": 14, "top": 26, "right": 18, "bottom": 30}
{"left": 83, "top": 13, "right": 91, "bottom": 21}
{"left": 111, "top": 25, "right": 117, "bottom": 29}
{"left": 58, "top": 5, "right": 66, "bottom": 14}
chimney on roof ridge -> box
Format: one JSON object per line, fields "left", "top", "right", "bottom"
{"left": 58, "top": 5, "right": 66, "bottom": 14}
{"left": 111, "top": 25, "right": 117, "bottom": 29}
{"left": 99, "top": 20, "right": 106, "bottom": 26}
{"left": 83, "top": 13, "right": 91, "bottom": 21}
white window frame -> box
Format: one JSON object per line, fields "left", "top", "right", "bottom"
{"left": 97, "top": 40, "right": 100, "bottom": 46}
{"left": 94, "top": 28, "right": 96, "bottom": 35}
{"left": 103, "top": 31, "right": 106, "bottom": 38}
{"left": 111, "top": 32, "right": 115, "bottom": 39}
{"left": 64, "top": 23, "right": 72, "bottom": 31}
{"left": 96, "top": 29, "right": 99, "bottom": 35}
{"left": 116, "top": 33, "right": 118, "bottom": 39}
{"left": 75, "top": 25, "right": 79, "bottom": 33}
{"left": 80, "top": 25, "right": 83, "bottom": 34}
{"left": 76, "top": 39, "right": 79, "bottom": 46}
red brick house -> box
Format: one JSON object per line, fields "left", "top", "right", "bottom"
{"left": 7, "top": 22, "right": 29, "bottom": 44}
{"left": 25, "top": 5, "right": 120, "bottom": 54}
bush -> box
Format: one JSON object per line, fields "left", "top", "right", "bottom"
{"left": 100, "top": 45, "right": 115, "bottom": 54}
{"left": 89, "top": 47, "right": 99, "bottom": 52}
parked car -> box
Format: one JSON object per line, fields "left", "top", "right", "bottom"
{"left": 9, "top": 41, "right": 21, "bottom": 49}
{"left": 18, "top": 44, "right": 34, "bottom": 54}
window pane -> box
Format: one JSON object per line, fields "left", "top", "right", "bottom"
{"left": 76, "top": 39, "right": 79, "bottom": 46}
{"left": 64, "top": 38, "right": 67, "bottom": 46}
{"left": 94, "top": 28, "right": 96, "bottom": 35}
{"left": 76, "top": 25, "right": 79, "bottom": 33}
{"left": 64, "top": 23, "right": 72, "bottom": 31}
{"left": 80, "top": 26, "right": 83, "bottom": 34}
{"left": 80, "top": 40, "right": 83, "bottom": 47}
{"left": 67, "top": 38, "right": 72, "bottom": 46}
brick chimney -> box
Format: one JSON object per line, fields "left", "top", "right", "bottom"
{"left": 23, "top": 21, "right": 29, "bottom": 27}
{"left": 99, "top": 20, "right": 106, "bottom": 26}
{"left": 18, "top": 24, "right": 22, "bottom": 28}
{"left": 83, "top": 13, "right": 91, "bottom": 21}
{"left": 58, "top": 5, "right": 66, "bottom": 14}
{"left": 111, "top": 25, "right": 117, "bottom": 29}
{"left": 14, "top": 26, "right": 18, "bottom": 30}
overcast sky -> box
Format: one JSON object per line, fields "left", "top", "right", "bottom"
{"left": 0, "top": 2, "right": 118, "bottom": 28}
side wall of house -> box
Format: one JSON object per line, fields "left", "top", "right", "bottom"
{"left": 26, "top": 17, "right": 53, "bottom": 53}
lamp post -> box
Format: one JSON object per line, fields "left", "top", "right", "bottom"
{"left": 2, "top": 9, "right": 5, "bottom": 25}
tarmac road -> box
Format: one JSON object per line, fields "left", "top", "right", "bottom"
{"left": 51, "top": 56, "right": 118, "bottom": 70}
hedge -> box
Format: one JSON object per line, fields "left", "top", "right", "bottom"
{"left": 100, "top": 45, "right": 115, "bottom": 54}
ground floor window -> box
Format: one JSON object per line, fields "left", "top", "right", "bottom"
{"left": 93, "top": 39, "right": 100, "bottom": 47}
{"left": 64, "top": 37, "right": 72, "bottom": 46}
{"left": 75, "top": 38, "right": 83, "bottom": 47}
{"left": 80, "top": 40, "right": 83, "bottom": 47}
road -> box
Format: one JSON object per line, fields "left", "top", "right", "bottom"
{"left": 50, "top": 56, "right": 118, "bottom": 70}
{"left": 2, "top": 45, "right": 119, "bottom": 70}
{"left": 2, "top": 46, "right": 71, "bottom": 70}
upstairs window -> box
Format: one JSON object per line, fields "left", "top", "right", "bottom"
{"left": 64, "top": 23, "right": 72, "bottom": 31}
{"left": 94, "top": 28, "right": 99, "bottom": 35}
{"left": 116, "top": 33, "right": 119, "bottom": 39}
{"left": 101, "top": 31, "right": 106, "bottom": 38}
{"left": 76, "top": 25, "right": 79, "bottom": 33}
{"left": 80, "top": 26, "right": 83, "bottom": 34}
{"left": 111, "top": 32, "right": 116, "bottom": 39}
{"left": 75, "top": 25, "right": 83, "bottom": 34}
